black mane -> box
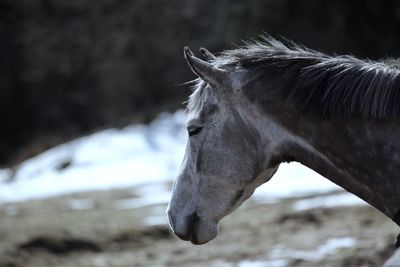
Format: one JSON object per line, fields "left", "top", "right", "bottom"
{"left": 218, "top": 37, "right": 400, "bottom": 119}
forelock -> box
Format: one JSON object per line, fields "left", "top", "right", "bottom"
{"left": 186, "top": 79, "right": 212, "bottom": 116}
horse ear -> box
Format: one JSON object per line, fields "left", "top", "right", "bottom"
{"left": 184, "top": 47, "right": 227, "bottom": 87}
{"left": 199, "top": 47, "right": 216, "bottom": 62}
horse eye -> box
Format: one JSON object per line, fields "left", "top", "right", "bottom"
{"left": 188, "top": 127, "right": 203, "bottom": 137}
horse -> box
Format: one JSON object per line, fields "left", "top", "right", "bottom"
{"left": 166, "top": 37, "right": 400, "bottom": 264}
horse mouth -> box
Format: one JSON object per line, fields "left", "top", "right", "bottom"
{"left": 175, "top": 230, "right": 207, "bottom": 245}
{"left": 168, "top": 211, "right": 218, "bottom": 245}
{"left": 175, "top": 213, "right": 203, "bottom": 244}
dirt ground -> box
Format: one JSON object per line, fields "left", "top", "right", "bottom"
{"left": 0, "top": 186, "right": 398, "bottom": 267}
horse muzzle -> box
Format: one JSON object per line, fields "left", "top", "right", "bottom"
{"left": 167, "top": 209, "right": 219, "bottom": 245}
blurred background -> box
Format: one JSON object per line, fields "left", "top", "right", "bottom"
{"left": 1, "top": 0, "right": 400, "bottom": 266}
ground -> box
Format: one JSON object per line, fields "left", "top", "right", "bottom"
{"left": 0, "top": 185, "right": 398, "bottom": 267}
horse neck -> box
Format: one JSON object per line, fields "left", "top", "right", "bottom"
{"left": 259, "top": 103, "right": 400, "bottom": 220}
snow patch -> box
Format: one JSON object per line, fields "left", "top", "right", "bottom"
{"left": 253, "top": 163, "right": 342, "bottom": 203}
{"left": 65, "top": 198, "right": 94, "bottom": 210}
{"left": 269, "top": 237, "right": 356, "bottom": 261}
{"left": 238, "top": 259, "right": 287, "bottom": 267}
{"left": 293, "top": 193, "right": 367, "bottom": 211}
{"left": 113, "top": 183, "right": 171, "bottom": 209}
{"left": 144, "top": 215, "right": 169, "bottom": 226}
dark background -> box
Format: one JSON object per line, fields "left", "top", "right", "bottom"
{"left": 2, "top": 0, "right": 400, "bottom": 166}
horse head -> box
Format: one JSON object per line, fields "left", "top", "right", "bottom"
{"left": 167, "top": 47, "right": 284, "bottom": 244}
